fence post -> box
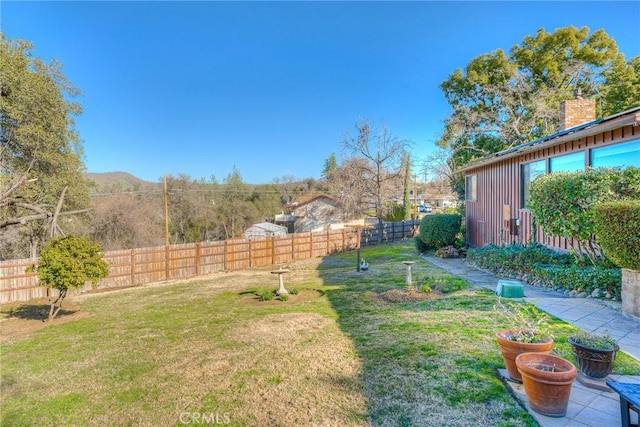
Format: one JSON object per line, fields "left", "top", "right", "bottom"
{"left": 164, "top": 245, "right": 170, "bottom": 280}
{"left": 342, "top": 228, "right": 346, "bottom": 252}
{"left": 195, "top": 243, "right": 201, "bottom": 276}
{"left": 310, "top": 232, "right": 314, "bottom": 258}
{"left": 248, "top": 239, "right": 252, "bottom": 268}
{"left": 291, "top": 234, "right": 295, "bottom": 262}
{"left": 130, "top": 249, "right": 136, "bottom": 286}
{"left": 271, "top": 236, "right": 275, "bottom": 266}
{"left": 326, "top": 228, "right": 331, "bottom": 255}
{"left": 224, "top": 240, "right": 229, "bottom": 271}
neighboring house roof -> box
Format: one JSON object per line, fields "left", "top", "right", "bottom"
{"left": 244, "top": 222, "right": 288, "bottom": 239}
{"left": 286, "top": 194, "right": 336, "bottom": 210}
{"left": 458, "top": 106, "right": 640, "bottom": 173}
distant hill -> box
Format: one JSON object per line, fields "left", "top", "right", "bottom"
{"left": 86, "top": 172, "right": 160, "bottom": 194}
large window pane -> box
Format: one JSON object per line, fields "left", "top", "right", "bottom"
{"left": 521, "top": 160, "right": 546, "bottom": 208}
{"left": 591, "top": 139, "right": 640, "bottom": 168}
{"left": 465, "top": 175, "right": 477, "bottom": 201}
{"left": 550, "top": 152, "right": 585, "bottom": 172}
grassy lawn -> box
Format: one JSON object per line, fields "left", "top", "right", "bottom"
{"left": 1, "top": 241, "right": 638, "bottom": 426}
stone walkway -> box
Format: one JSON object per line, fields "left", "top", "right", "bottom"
{"left": 422, "top": 255, "right": 640, "bottom": 427}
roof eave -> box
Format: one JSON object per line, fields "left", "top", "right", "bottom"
{"left": 457, "top": 108, "right": 640, "bottom": 173}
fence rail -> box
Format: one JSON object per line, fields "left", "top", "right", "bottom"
{"left": 0, "top": 220, "right": 419, "bottom": 303}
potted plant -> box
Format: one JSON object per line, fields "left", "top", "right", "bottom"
{"left": 495, "top": 299, "right": 553, "bottom": 382}
{"left": 516, "top": 352, "right": 577, "bottom": 417}
{"left": 568, "top": 330, "right": 619, "bottom": 379}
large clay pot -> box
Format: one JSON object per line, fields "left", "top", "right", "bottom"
{"left": 516, "top": 352, "right": 577, "bottom": 417}
{"left": 496, "top": 331, "right": 553, "bottom": 382}
{"left": 568, "top": 337, "right": 619, "bottom": 379}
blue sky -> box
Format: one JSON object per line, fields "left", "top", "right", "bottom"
{"left": 2, "top": 1, "right": 639, "bottom": 184}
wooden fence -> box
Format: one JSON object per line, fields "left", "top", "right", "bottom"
{"left": 0, "top": 220, "right": 419, "bottom": 303}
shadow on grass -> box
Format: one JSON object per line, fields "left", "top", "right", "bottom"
{"left": 318, "top": 242, "right": 538, "bottom": 427}
{"left": 4, "top": 304, "right": 77, "bottom": 321}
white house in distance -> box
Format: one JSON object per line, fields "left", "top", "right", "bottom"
{"left": 275, "top": 195, "right": 354, "bottom": 233}
{"left": 244, "top": 222, "right": 288, "bottom": 239}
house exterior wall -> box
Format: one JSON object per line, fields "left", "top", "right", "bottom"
{"left": 291, "top": 197, "right": 342, "bottom": 232}
{"left": 465, "top": 122, "right": 639, "bottom": 249}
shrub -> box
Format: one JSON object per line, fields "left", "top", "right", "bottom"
{"left": 414, "top": 236, "right": 429, "bottom": 253}
{"left": 260, "top": 290, "right": 275, "bottom": 301}
{"left": 467, "top": 243, "right": 570, "bottom": 273}
{"left": 530, "top": 264, "right": 621, "bottom": 299}
{"left": 418, "top": 214, "right": 461, "bottom": 249}
{"left": 528, "top": 167, "right": 640, "bottom": 264}
{"left": 593, "top": 200, "right": 640, "bottom": 270}
{"left": 29, "top": 235, "right": 109, "bottom": 321}
{"left": 432, "top": 277, "right": 471, "bottom": 294}
{"left": 278, "top": 294, "right": 289, "bottom": 302}
{"left": 289, "top": 288, "right": 300, "bottom": 295}
{"left": 420, "top": 277, "right": 471, "bottom": 294}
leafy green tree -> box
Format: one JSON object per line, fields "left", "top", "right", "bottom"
{"left": 165, "top": 174, "right": 216, "bottom": 243}
{"left": 439, "top": 26, "right": 639, "bottom": 191}
{"left": 1, "top": 33, "right": 92, "bottom": 259}
{"left": 322, "top": 153, "right": 338, "bottom": 179}
{"left": 250, "top": 183, "right": 283, "bottom": 224}
{"left": 29, "top": 235, "right": 108, "bottom": 321}
{"left": 215, "top": 167, "right": 257, "bottom": 239}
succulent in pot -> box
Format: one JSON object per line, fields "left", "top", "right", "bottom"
{"left": 568, "top": 330, "right": 619, "bottom": 379}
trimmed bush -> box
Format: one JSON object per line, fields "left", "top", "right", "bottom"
{"left": 419, "top": 214, "right": 461, "bottom": 249}
{"left": 594, "top": 200, "right": 640, "bottom": 270}
{"left": 528, "top": 167, "right": 640, "bottom": 264}
{"left": 414, "top": 236, "right": 429, "bottom": 253}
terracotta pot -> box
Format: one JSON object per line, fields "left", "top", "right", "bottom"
{"left": 516, "top": 352, "right": 577, "bottom": 417}
{"left": 568, "top": 337, "right": 619, "bottom": 379}
{"left": 496, "top": 331, "right": 553, "bottom": 382}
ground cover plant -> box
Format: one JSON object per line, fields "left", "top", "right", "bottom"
{"left": 1, "top": 242, "right": 638, "bottom": 426}
{"left": 467, "top": 243, "right": 622, "bottom": 299}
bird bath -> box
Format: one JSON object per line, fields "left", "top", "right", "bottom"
{"left": 402, "top": 261, "right": 415, "bottom": 291}
{"left": 271, "top": 267, "right": 290, "bottom": 295}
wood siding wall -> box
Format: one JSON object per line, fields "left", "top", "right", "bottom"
{"left": 0, "top": 220, "right": 419, "bottom": 303}
{"left": 466, "top": 124, "right": 639, "bottom": 249}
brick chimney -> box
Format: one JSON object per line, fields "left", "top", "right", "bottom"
{"left": 559, "top": 88, "right": 596, "bottom": 131}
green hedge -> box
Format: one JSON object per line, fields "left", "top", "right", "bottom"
{"left": 594, "top": 201, "right": 640, "bottom": 270}
{"left": 418, "top": 214, "right": 461, "bottom": 249}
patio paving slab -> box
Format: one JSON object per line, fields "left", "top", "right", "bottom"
{"left": 423, "top": 255, "right": 640, "bottom": 427}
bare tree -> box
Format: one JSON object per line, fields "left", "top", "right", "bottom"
{"left": 89, "top": 193, "right": 164, "bottom": 250}
{"left": 326, "top": 157, "right": 371, "bottom": 220}
{"left": 421, "top": 147, "right": 463, "bottom": 200}
{"left": 341, "top": 120, "right": 411, "bottom": 222}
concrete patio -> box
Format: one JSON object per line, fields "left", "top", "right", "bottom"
{"left": 424, "top": 255, "right": 640, "bottom": 427}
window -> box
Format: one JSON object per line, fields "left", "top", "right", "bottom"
{"left": 521, "top": 160, "right": 546, "bottom": 208}
{"left": 591, "top": 139, "right": 640, "bottom": 168}
{"left": 465, "top": 175, "right": 477, "bottom": 201}
{"left": 550, "top": 152, "right": 585, "bottom": 172}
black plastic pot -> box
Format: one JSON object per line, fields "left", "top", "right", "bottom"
{"left": 568, "top": 337, "right": 619, "bottom": 379}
